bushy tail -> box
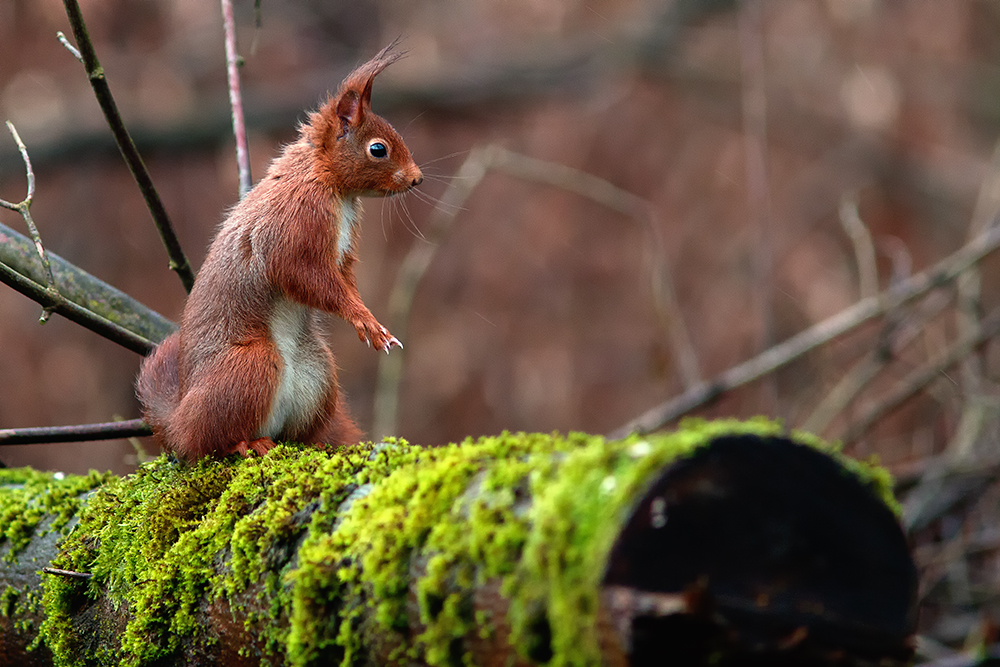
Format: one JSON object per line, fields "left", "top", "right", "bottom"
{"left": 136, "top": 332, "right": 181, "bottom": 440}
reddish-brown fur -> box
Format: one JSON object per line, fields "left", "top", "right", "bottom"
{"left": 136, "top": 44, "right": 422, "bottom": 460}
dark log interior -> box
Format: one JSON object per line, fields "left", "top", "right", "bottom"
{"left": 602, "top": 435, "right": 918, "bottom": 666}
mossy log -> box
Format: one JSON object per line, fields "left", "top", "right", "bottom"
{"left": 0, "top": 420, "right": 917, "bottom": 667}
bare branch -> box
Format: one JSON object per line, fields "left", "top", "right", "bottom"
{"left": 59, "top": 0, "right": 196, "bottom": 293}
{"left": 801, "top": 291, "right": 951, "bottom": 435}
{"left": 0, "top": 260, "right": 154, "bottom": 355}
{"left": 839, "top": 194, "right": 878, "bottom": 299}
{"left": 948, "top": 139, "right": 1000, "bottom": 461}
{"left": 0, "top": 121, "right": 35, "bottom": 204}
{"left": 737, "top": 0, "right": 776, "bottom": 410}
{"left": 612, "top": 222, "right": 1000, "bottom": 437}
{"left": 41, "top": 567, "right": 92, "bottom": 579}
{"left": 0, "top": 121, "right": 58, "bottom": 322}
{"left": 0, "top": 418, "right": 151, "bottom": 446}
{"left": 55, "top": 30, "right": 83, "bottom": 63}
{"left": 486, "top": 147, "right": 702, "bottom": 387}
{"left": 0, "top": 220, "right": 175, "bottom": 343}
{"left": 221, "top": 0, "right": 252, "bottom": 198}
{"left": 841, "top": 306, "right": 1000, "bottom": 445}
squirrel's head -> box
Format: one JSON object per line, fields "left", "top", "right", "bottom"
{"left": 307, "top": 42, "right": 423, "bottom": 196}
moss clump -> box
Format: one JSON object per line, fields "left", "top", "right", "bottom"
{"left": 1, "top": 584, "right": 20, "bottom": 617}
{"left": 0, "top": 467, "right": 107, "bottom": 653}
{"left": 0, "top": 467, "right": 110, "bottom": 561}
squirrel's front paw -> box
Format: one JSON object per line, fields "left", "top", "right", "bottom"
{"left": 354, "top": 320, "right": 403, "bottom": 354}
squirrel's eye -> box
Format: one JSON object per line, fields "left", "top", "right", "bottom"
{"left": 368, "top": 141, "right": 388, "bottom": 158}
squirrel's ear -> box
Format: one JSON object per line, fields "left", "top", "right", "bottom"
{"left": 335, "top": 42, "right": 404, "bottom": 119}
{"left": 318, "top": 42, "right": 404, "bottom": 143}
{"left": 335, "top": 90, "right": 362, "bottom": 137}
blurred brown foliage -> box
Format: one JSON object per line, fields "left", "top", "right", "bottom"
{"left": 4, "top": 0, "right": 1000, "bottom": 654}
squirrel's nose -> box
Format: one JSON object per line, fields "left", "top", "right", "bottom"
{"left": 411, "top": 170, "right": 423, "bottom": 187}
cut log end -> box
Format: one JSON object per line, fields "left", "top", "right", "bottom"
{"left": 600, "top": 434, "right": 917, "bottom": 666}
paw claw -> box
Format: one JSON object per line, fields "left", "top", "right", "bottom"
{"left": 232, "top": 437, "right": 275, "bottom": 458}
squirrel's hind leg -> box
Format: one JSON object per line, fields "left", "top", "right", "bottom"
{"left": 166, "top": 340, "right": 280, "bottom": 460}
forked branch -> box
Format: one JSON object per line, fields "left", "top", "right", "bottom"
{"left": 0, "top": 261, "right": 154, "bottom": 355}
{"left": 0, "top": 121, "right": 57, "bottom": 323}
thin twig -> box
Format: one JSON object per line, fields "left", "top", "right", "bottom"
{"left": 799, "top": 196, "right": 903, "bottom": 435}
{"left": 486, "top": 147, "right": 701, "bottom": 387}
{"left": 221, "top": 0, "right": 252, "bottom": 198}
{"left": 0, "top": 121, "right": 58, "bottom": 323}
{"left": 612, "top": 222, "right": 1000, "bottom": 437}
{"left": 55, "top": 31, "right": 83, "bottom": 62}
{"left": 60, "top": 0, "right": 196, "bottom": 293}
{"left": 0, "top": 418, "right": 151, "bottom": 446}
{"left": 839, "top": 194, "right": 878, "bottom": 299}
{"left": 840, "top": 306, "right": 1000, "bottom": 445}
{"left": 0, "top": 122, "right": 35, "bottom": 204}
{"left": 843, "top": 309, "right": 1000, "bottom": 443}
{"left": 0, "top": 260, "right": 154, "bottom": 355}
{"left": 800, "top": 290, "right": 951, "bottom": 435}
{"left": 41, "top": 567, "right": 93, "bottom": 579}
{"left": 949, "top": 139, "right": 1000, "bottom": 461}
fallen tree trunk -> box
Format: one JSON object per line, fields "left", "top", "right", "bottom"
{"left": 0, "top": 420, "right": 917, "bottom": 666}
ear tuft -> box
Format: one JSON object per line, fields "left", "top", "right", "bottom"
{"left": 311, "top": 41, "right": 406, "bottom": 144}
{"left": 338, "top": 40, "right": 405, "bottom": 112}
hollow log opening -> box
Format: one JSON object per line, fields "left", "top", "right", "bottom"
{"left": 601, "top": 434, "right": 917, "bottom": 666}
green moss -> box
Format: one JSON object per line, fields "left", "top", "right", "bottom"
{"left": 0, "top": 467, "right": 110, "bottom": 561}
{"left": 1, "top": 584, "right": 18, "bottom": 617}
{"left": 19, "top": 421, "right": 897, "bottom": 667}
{"left": 287, "top": 419, "right": 899, "bottom": 667}
{"left": 40, "top": 443, "right": 407, "bottom": 667}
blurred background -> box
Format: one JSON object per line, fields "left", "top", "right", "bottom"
{"left": 3, "top": 0, "right": 1000, "bottom": 652}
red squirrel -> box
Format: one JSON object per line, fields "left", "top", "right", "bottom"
{"left": 136, "top": 44, "right": 422, "bottom": 460}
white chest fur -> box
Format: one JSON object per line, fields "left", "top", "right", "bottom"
{"left": 258, "top": 298, "right": 328, "bottom": 439}
{"left": 336, "top": 197, "right": 359, "bottom": 265}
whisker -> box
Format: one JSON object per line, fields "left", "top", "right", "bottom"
{"left": 432, "top": 192, "right": 468, "bottom": 212}
{"left": 403, "top": 110, "right": 429, "bottom": 132}
{"left": 420, "top": 173, "right": 474, "bottom": 184}
{"left": 379, "top": 194, "right": 390, "bottom": 243}
{"left": 398, "top": 194, "right": 428, "bottom": 241}
{"left": 418, "top": 149, "right": 471, "bottom": 169}
{"left": 409, "top": 187, "right": 467, "bottom": 213}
